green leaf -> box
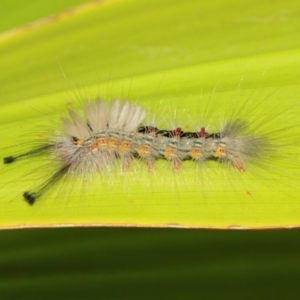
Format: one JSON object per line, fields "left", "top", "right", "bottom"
{"left": 1, "top": 228, "right": 300, "bottom": 299}
{"left": 0, "top": 0, "right": 89, "bottom": 34}
{"left": 1, "top": 0, "right": 300, "bottom": 229}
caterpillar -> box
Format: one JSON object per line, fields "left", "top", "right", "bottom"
{"left": 3, "top": 99, "right": 279, "bottom": 205}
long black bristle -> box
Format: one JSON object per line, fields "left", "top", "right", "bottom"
{"left": 23, "top": 192, "right": 37, "bottom": 205}
{"left": 3, "top": 145, "right": 53, "bottom": 165}
{"left": 22, "top": 164, "right": 71, "bottom": 206}
{"left": 3, "top": 156, "right": 15, "bottom": 164}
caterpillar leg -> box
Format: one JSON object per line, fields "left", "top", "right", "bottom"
{"left": 164, "top": 146, "right": 182, "bottom": 172}
{"left": 214, "top": 145, "right": 245, "bottom": 172}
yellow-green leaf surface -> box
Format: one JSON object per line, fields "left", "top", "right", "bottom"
{"left": 0, "top": 0, "right": 90, "bottom": 34}
{"left": 1, "top": 0, "right": 300, "bottom": 229}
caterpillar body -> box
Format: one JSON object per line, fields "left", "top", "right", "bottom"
{"left": 3, "top": 99, "right": 275, "bottom": 205}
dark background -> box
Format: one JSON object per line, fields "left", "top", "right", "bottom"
{"left": 0, "top": 228, "right": 299, "bottom": 299}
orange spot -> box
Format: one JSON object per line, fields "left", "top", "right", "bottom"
{"left": 76, "top": 139, "right": 83, "bottom": 146}
{"left": 138, "top": 144, "right": 151, "bottom": 157}
{"left": 107, "top": 137, "right": 119, "bottom": 149}
{"left": 214, "top": 146, "right": 226, "bottom": 158}
{"left": 190, "top": 148, "right": 202, "bottom": 159}
{"left": 164, "top": 147, "right": 176, "bottom": 159}
{"left": 96, "top": 138, "right": 107, "bottom": 149}
{"left": 119, "top": 141, "right": 131, "bottom": 154}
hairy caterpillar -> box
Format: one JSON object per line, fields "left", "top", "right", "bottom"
{"left": 3, "top": 94, "right": 297, "bottom": 206}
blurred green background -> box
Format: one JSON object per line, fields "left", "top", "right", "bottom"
{"left": 1, "top": 228, "right": 300, "bottom": 299}
{"left": 1, "top": 0, "right": 300, "bottom": 298}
